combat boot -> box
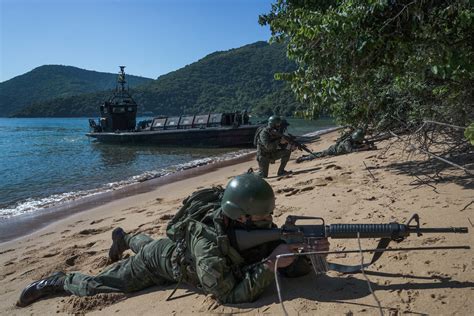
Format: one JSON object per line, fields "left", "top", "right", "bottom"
{"left": 17, "top": 271, "right": 67, "bottom": 307}
{"left": 277, "top": 170, "right": 292, "bottom": 177}
{"left": 108, "top": 227, "right": 129, "bottom": 262}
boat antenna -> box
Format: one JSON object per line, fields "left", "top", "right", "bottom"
{"left": 118, "top": 66, "right": 126, "bottom": 92}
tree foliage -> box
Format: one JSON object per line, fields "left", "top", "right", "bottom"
{"left": 260, "top": 0, "right": 474, "bottom": 130}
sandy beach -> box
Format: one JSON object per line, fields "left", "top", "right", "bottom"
{"left": 1, "top": 130, "right": 472, "bottom": 315}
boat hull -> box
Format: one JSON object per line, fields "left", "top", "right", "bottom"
{"left": 86, "top": 125, "right": 260, "bottom": 147}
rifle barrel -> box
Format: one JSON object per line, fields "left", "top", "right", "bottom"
{"left": 412, "top": 227, "right": 469, "bottom": 234}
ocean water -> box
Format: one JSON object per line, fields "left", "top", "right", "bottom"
{"left": 0, "top": 117, "right": 334, "bottom": 220}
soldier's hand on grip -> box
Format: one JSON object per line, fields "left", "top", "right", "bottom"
{"left": 265, "top": 243, "right": 302, "bottom": 272}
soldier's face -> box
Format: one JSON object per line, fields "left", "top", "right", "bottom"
{"left": 235, "top": 214, "right": 273, "bottom": 223}
{"left": 253, "top": 214, "right": 273, "bottom": 222}
{"left": 233, "top": 214, "right": 274, "bottom": 229}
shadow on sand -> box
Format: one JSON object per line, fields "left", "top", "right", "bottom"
{"left": 384, "top": 151, "right": 473, "bottom": 190}
{"left": 130, "top": 270, "right": 473, "bottom": 314}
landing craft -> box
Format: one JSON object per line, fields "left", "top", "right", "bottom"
{"left": 87, "top": 66, "right": 262, "bottom": 147}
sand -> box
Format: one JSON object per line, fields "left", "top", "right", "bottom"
{"left": 1, "top": 131, "right": 472, "bottom": 315}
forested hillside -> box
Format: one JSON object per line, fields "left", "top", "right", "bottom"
{"left": 0, "top": 65, "right": 152, "bottom": 116}
{"left": 14, "top": 42, "right": 304, "bottom": 117}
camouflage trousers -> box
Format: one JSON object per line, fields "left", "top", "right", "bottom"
{"left": 296, "top": 144, "right": 341, "bottom": 163}
{"left": 315, "top": 144, "right": 339, "bottom": 158}
{"left": 257, "top": 149, "right": 291, "bottom": 178}
{"left": 63, "top": 234, "right": 176, "bottom": 296}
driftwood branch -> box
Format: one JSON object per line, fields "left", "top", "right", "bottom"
{"left": 423, "top": 120, "right": 467, "bottom": 130}
{"left": 390, "top": 131, "right": 473, "bottom": 176}
{"left": 460, "top": 200, "right": 474, "bottom": 212}
{"left": 468, "top": 218, "right": 474, "bottom": 228}
{"left": 363, "top": 161, "right": 378, "bottom": 182}
{"left": 409, "top": 174, "right": 439, "bottom": 193}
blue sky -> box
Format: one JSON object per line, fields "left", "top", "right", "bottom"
{"left": 0, "top": 0, "right": 273, "bottom": 82}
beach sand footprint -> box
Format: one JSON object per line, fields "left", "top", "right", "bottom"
{"left": 273, "top": 205, "right": 299, "bottom": 217}
{"left": 0, "top": 248, "right": 14, "bottom": 255}
{"left": 60, "top": 293, "right": 126, "bottom": 314}
{"left": 74, "top": 226, "right": 110, "bottom": 237}
{"left": 123, "top": 207, "right": 148, "bottom": 214}
{"left": 90, "top": 218, "right": 107, "bottom": 225}
{"left": 92, "top": 256, "right": 110, "bottom": 269}
{"left": 3, "top": 260, "right": 16, "bottom": 267}
{"left": 422, "top": 236, "right": 445, "bottom": 245}
{"left": 295, "top": 179, "right": 313, "bottom": 187}
{"left": 325, "top": 164, "right": 342, "bottom": 170}
{"left": 42, "top": 252, "right": 60, "bottom": 258}
{"left": 161, "top": 214, "right": 174, "bottom": 220}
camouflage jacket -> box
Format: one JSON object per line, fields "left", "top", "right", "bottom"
{"left": 333, "top": 138, "right": 356, "bottom": 154}
{"left": 257, "top": 126, "right": 282, "bottom": 157}
{"left": 181, "top": 217, "right": 274, "bottom": 303}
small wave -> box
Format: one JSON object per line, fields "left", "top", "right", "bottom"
{"left": 0, "top": 148, "right": 255, "bottom": 219}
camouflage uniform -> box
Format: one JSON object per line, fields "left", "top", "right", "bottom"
{"left": 62, "top": 208, "right": 308, "bottom": 303}
{"left": 256, "top": 126, "right": 291, "bottom": 177}
{"left": 296, "top": 137, "right": 361, "bottom": 163}
{"left": 315, "top": 138, "right": 356, "bottom": 157}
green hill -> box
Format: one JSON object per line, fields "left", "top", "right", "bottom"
{"left": 0, "top": 65, "right": 153, "bottom": 116}
{"left": 14, "top": 42, "right": 303, "bottom": 117}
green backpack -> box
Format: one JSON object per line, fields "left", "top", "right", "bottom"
{"left": 253, "top": 125, "right": 266, "bottom": 147}
{"left": 166, "top": 186, "right": 225, "bottom": 242}
{"left": 165, "top": 186, "right": 225, "bottom": 291}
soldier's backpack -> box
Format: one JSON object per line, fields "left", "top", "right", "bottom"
{"left": 253, "top": 125, "right": 266, "bottom": 147}
{"left": 166, "top": 186, "right": 225, "bottom": 243}
{"left": 164, "top": 186, "right": 226, "bottom": 299}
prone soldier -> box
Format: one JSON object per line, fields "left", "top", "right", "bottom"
{"left": 297, "top": 128, "right": 373, "bottom": 163}
{"left": 17, "top": 174, "right": 329, "bottom": 306}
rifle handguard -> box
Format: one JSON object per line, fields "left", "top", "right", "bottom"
{"left": 327, "top": 223, "right": 408, "bottom": 240}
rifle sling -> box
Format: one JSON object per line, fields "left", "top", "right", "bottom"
{"left": 326, "top": 238, "right": 391, "bottom": 273}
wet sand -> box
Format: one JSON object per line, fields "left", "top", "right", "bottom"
{"left": 0, "top": 130, "right": 472, "bottom": 315}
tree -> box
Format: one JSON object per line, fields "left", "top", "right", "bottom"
{"left": 260, "top": 0, "right": 474, "bottom": 130}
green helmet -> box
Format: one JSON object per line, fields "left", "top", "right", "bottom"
{"left": 268, "top": 115, "right": 282, "bottom": 128}
{"left": 221, "top": 173, "right": 275, "bottom": 220}
{"left": 351, "top": 129, "right": 365, "bottom": 143}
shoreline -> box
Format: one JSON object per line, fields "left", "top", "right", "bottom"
{"left": 0, "top": 126, "right": 341, "bottom": 244}
{"left": 0, "top": 151, "right": 255, "bottom": 244}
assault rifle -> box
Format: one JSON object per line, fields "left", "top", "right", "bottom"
{"left": 362, "top": 133, "right": 394, "bottom": 149}
{"left": 234, "top": 214, "right": 469, "bottom": 274}
{"left": 274, "top": 131, "right": 316, "bottom": 156}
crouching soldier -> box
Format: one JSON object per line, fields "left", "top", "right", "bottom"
{"left": 17, "top": 173, "right": 329, "bottom": 306}
{"left": 296, "top": 128, "right": 372, "bottom": 163}
{"left": 256, "top": 115, "right": 293, "bottom": 177}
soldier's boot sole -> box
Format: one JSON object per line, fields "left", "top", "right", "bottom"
{"left": 108, "top": 227, "right": 129, "bottom": 263}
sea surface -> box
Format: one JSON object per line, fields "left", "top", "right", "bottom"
{"left": 0, "top": 117, "right": 334, "bottom": 221}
